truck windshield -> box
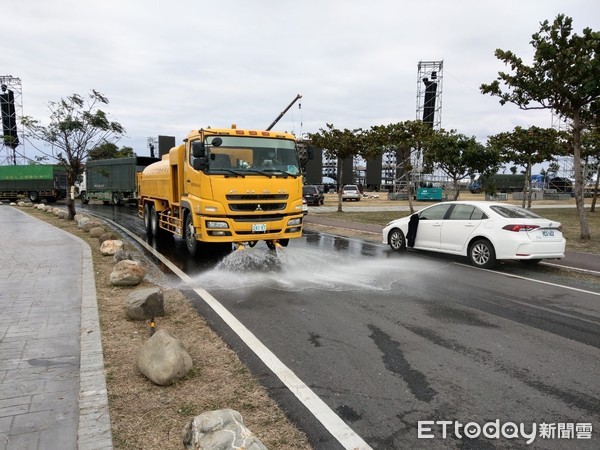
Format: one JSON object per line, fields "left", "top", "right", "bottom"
{"left": 205, "top": 136, "right": 300, "bottom": 176}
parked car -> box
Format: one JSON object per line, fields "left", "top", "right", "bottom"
{"left": 382, "top": 201, "right": 565, "bottom": 269}
{"left": 342, "top": 184, "right": 361, "bottom": 201}
{"left": 303, "top": 185, "right": 324, "bottom": 205}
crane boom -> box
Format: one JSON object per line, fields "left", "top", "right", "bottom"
{"left": 266, "top": 94, "right": 302, "bottom": 131}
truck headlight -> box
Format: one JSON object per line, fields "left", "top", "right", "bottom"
{"left": 206, "top": 221, "right": 229, "bottom": 229}
{"left": 288, "top": 218, "right": 302, "bottom": 226}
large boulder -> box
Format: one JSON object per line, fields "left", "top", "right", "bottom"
{"left": 99, "top": 232, "right": 118, "bottom": 244}
{"left": 81, "top": 220, "right": 103, "bottom": 232}
{"left": 126, "top": 288, "right": 165, "bottom": 320}
{"left": 75, "top": 215, "right": 90, "bottom": 227}
{"left": 55, "top": 210, "right": 68, "bottom": 219}
{"left": 100, "top": 239, "right": 124, "bottom": 256}
{"left": 89, "top": 226, "right": 105, "bottom": 238}
{"left": 114, "top": 248, "right": 134, "bottom": 262}
{"left": 110, "top": 259, "right": 145, "bottom": 286}
{"left": 182, "top": 409, "right": 267, "bottom": 450}
{"left": 137, "top": 329, "right": 192, "bottom": 386}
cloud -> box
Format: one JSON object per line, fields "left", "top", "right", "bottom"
{"left": 4, "top": 0, "right": 599, "bottom": 160}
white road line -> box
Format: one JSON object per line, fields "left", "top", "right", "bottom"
{"left": 107, "top": 219, "right": 372, "bottom": 450}
{"left": 456, "top": 263, "right": 600, "bottom": 296}
{"left": 541, "top": 261, "right": 600, "bottom": 276}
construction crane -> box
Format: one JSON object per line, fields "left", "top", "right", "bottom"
{"left": 266, "top": 94, "right": 302, "bottom": 131}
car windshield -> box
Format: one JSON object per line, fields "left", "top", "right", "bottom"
{"left": 201, "top": 135, "right": 300, "bottom": 176}
{"left": 490, "top": 205, "right": 542, "bottom": 219}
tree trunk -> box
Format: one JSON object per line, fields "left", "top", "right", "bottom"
{"left": 453, "top": 178, "right": 460, "bottom": 200}
{"left": 67, "top": 171, "right": 76, "bottom": 220}
{"left": 337, "top": 158, "right": 343, "bottom": 213}
{"left": 572, "top": 114, "right": 590, "bottom": 239}
{"left": 402, "top": 158, "right": 415, "bottom": 214}
{"left": 526, "top": 163, "right": 533, "bottom": 209}
{"left": 591, "top": 163, "right": 600, "bottom": 213}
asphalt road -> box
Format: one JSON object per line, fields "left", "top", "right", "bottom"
{"left": 81, "top": 203, "right": 600, "bottom": 449}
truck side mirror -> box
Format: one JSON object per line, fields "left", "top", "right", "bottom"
{"left": 192, "top": 141, "right": 206, "bottom": 158}
{"left": 192, "top": 157, "right": 208, "bottom": 171}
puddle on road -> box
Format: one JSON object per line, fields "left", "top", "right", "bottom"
{"left": 190, "top": 244, "right": 422, "bottom": 292}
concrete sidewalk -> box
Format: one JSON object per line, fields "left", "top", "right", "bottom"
{"left": 0, "top": 205, "right": 112, "bottom": 450}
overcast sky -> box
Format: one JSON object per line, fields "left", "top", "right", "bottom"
{"left": 5, "top": 0, "right": 600, "bottom": 160}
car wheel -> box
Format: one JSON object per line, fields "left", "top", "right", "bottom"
{"left": 469, "top": 239, "right": 497, "bottom": 269}
{"left": 388, "top": 229, "right": 406, "bottom": 251}
{"left": 184, "top": 212, "right": 198, "bottom": 256}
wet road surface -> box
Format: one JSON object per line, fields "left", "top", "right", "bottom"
{"left": 81, "top": 203, "right": 600, "bottom": 449}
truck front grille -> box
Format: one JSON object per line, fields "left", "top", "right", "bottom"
{"left": 229, "top": 203, "right": 286, "bottom": 212}
{"left": 232, "top": 215, "right": 285, "bottom": 222}
{"left": 226, "top": 194, "right": 288, "bottom": 201}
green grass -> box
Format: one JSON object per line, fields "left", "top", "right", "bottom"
{"left": 315, "top": 207, "right": 600, "bottom": 255}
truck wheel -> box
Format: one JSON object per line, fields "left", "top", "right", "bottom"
{"left": 144, "top": 203, "right": 153, "bottom": 236}
{"left": 28, "top": 191, "right": 39, "bottom": 203}
{"left": 80, "top": 192, "right": 89, "bottom": 204}
{"left": 184, "top": 213, "right": 198, "bottom": 256}
{"left": 150, "top": 207, "right": 161, "bottom": 238}
{"left": 112, "top": 192, "right": 122, "bottom": 206}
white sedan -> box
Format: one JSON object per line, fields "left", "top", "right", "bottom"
{"left": 382, "top": 201, "right": 566, "bottom": 269}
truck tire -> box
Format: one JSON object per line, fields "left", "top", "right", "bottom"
{"left": 150, "top": 206, "right": 161, "bottom": 238}
{"left": 144, "top": 203, "right": 153, "bottom": 236}
{"left": 28, "top": 191, "right": 39, "bottom": 203}
{"left": 184, "top": 212, "right": 198, "bottom": 256}
{"left": 112, "top": 192, "right": 122, "bottom": 206}
{"left": 80, "top": 192, "right": 89, "bottom": 204}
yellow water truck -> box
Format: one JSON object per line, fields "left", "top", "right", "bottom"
{"left": 137, "top": 126, "right": 304, "bottom": 255}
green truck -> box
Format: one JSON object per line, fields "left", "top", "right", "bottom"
{"left": 468, "top": 174, "right": 526, "bottom": 194}
{"left": 0, "top": 164, "right": 67, "bottom": 203}
{"left": 79, "top": 156, "right": 158, "bottom": 205}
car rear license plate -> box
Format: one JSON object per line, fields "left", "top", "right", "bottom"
{"left": 252, "top": 223, "right": 267, "bottom": 233}
{"left": 541, "top": 230, "right": 555, "bottom": 238}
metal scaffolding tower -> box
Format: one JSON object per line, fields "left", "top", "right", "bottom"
{"left": 0, "top": 75, "right": 24, "bottom": 165}
{"left": 551, "top": 111, "right": 574, "bottom": 179}
{"left": 416, "top": 60, "right": 443, "bottom": 130}
{"left": 384, "top": 61, "right": 446, "bottom": 195}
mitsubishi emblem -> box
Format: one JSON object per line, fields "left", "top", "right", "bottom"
{"left": 256, "top": 204, "right": 263, "bottom": 211}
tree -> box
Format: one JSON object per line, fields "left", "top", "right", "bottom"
{"left": 366, "top": 121, "right": 434, "bottom": 213}
{"left": 308, "top": 124, "right": 365, "bottom": 212}
{"left": 480, "top": 14, "right": 600, "bottom": 239}
{"left": 21, "top": 90, "right": 124, "bottom": 219}
{"left": 581, "top": 126, "right": 600, "bottom": 211}
{"left": 88, "top": 142, "right": 134, "bottom": 160}
{"left": 488, "top": 126, "right": 567, "bottom": 208}
{"left": 427, "top": 130, "right": 497, "bottom": 200}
